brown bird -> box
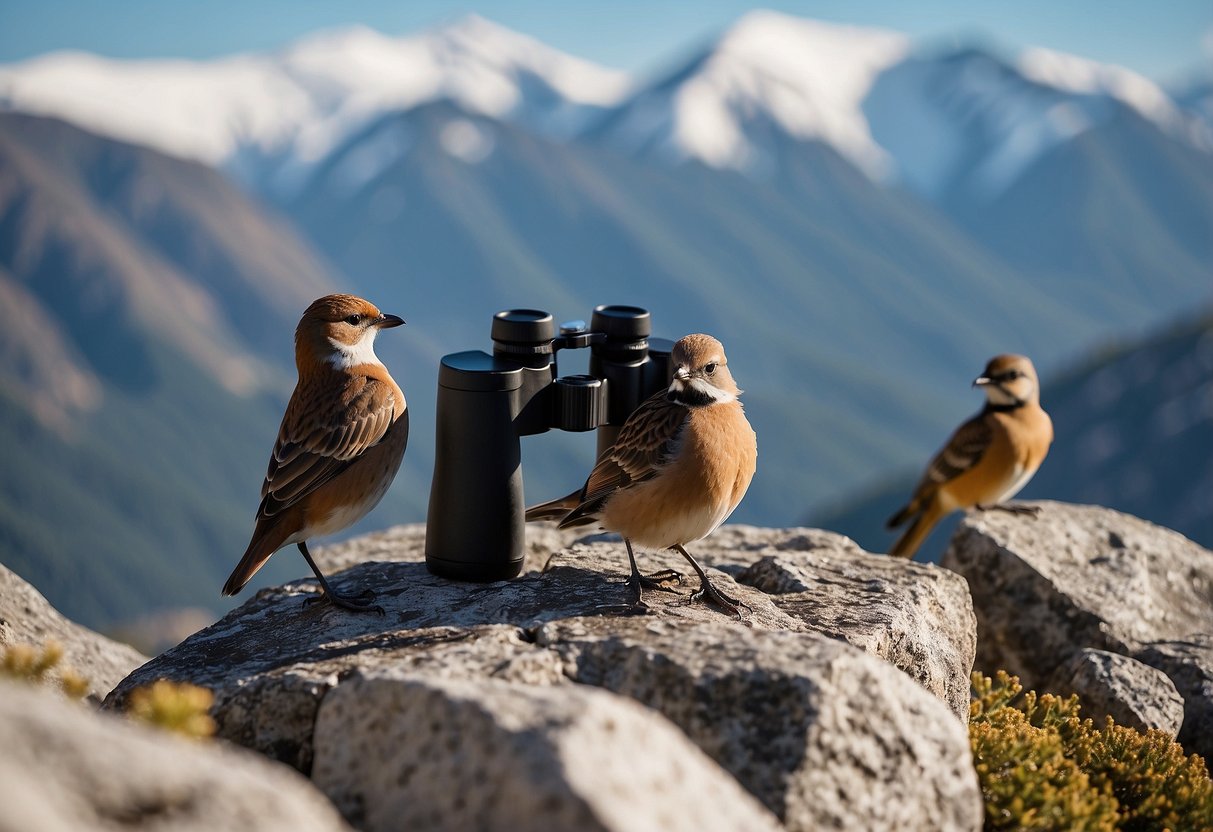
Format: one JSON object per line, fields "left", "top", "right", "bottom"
{"left": 222, "top": 294, "right": 408, "bottom": 612}
{"left": 886, "top": 354, "right": 1052, "bottom": 559}
{"left": 526, "top": 333, "right": 758, "bottom": 617}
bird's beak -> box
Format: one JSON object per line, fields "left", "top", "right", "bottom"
{"left": 674, "top": 366, "right": 691, "bottom": 382}
{"left": 376, "top": 314, "right": 405, "bottom": 329}
{"left": 973, "top": 375, "right": 991, "bottom": 387}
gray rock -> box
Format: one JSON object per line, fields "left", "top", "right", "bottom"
{"left": 731, "top": 534, "right": 976, "bottom": 720}
{"left": 105, "top": 523, "right": 982, "bottom": 830}
{"left": 538, "top": 618, "right": 982, "bottom": 832}
{"left": 0, "top": 561, "right": 148, "bottom": 701}
{"left": 311, "top": 672, "right": 783, "bottom": 832}
{"left": 942, "top": 501, "right": 1213, "bottom": 690}
{"left": 0, "top": 679, "right": 352, "bottom": 832}
{"left": 1049, "top": 648, "right": 1185, "bottom": 736}
{"left": 1135, "top": 637, "right": 1213, "bottom": 760}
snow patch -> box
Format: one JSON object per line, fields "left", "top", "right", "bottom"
{"left": 440, "top": 118, "right": 495, "bottom": 163}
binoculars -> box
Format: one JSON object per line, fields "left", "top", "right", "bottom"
{"left": 425, "top": 305, "right": 673, "bottom": 582}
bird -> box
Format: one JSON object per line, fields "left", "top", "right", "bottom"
{"left": 526, "top": 333, "right": 757, "bottom": 617}
{"left": 222, "top": 294, "right": 408, "bottom": 613}
{"left": 886, "top": 354, "right": 1052, "bottom": 559}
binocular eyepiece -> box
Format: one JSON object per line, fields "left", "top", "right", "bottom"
{"left": 425, "top": 305, "right": 673, "bottom": 582}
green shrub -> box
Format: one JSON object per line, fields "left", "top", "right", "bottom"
{"left": 1, "top": 640, "right": 89, "bottom": 699}
{"left": 970, "top": 671, "right": 1213, "bottom": 831}
{"left": 125, "top": 680, "right": 217, "bottom": 739}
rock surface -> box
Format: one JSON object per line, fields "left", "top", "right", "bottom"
{"left": 311, "top": 672, "right": 783, "bottom": 832}
{"left": 538, "top": 618, "right": 982, "bottom": 831}
{"left": 105, "top": 523, "right": 981, "bottom": 831}
{"left": 0, "top": 561, "right": 147, "bottom": 701}
{"left": 0, "top": 679, "right": 352, "bottom": 832}
{"left": 1049, "top": 648, "right": 1185, "bottom": 736}
{"left": 1135, "top": 637, "right": 1213, "bottom": 761}
{"left": 944, "top": 501, "right": 1213, "bottom": 758}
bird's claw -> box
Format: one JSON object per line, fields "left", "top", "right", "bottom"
{"left": 632, "top": 568, "right": 684, "bottom": 592}
{"left": 978, "top": 503, "right": 1042, "bottom": 517}
{"left": 689, "top": 580, "right": 749, "bottom": 620}
{"left": 302, "top": 590, "right": 385, "bottom": 615}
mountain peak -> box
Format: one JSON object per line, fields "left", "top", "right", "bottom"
{"left": 597, "top": 10, "right": 909, "bottom": 177}
{"left": 1018, "top": 47, "right": 1182, "bottom": 128}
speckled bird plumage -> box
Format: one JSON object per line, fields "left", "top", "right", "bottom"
{"left": 526, "top": 333, "right": 757, "bottom": 616}
{"left": 222, "top": 294, "right": 408, "bottom": 611}
{"left": 886, "top": 354, "right": 1052, "bottom": 559}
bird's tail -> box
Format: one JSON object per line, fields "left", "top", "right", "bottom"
{"left": 524, "top": 489, "right": 582, "bottom": 523}
{"left": 222, "top": 521, "right": 292, "bottom": 597}
{"left": 888, "top": 502, "right": 944, "bottom": 560}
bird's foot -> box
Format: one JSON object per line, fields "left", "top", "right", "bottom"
{"left": 634, "top": 568, "right": 684, "bottom": 591}
{"left": 689, "top": 578, "right": 749, "bottom": 620}
{"left": 977, "top": 502, "right": 1041, "bottom": 517}
{"left": 302, "top": 587, "right": 384, "bottom": 615}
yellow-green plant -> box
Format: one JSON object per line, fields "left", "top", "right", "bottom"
{"left": 970, "top": 671, "right": 1213, "bottom": 831}
{"left": 126, "top": 680, "right": 217, "bottom": 739}
{"left": 1, "top": 641, "right": 89, "bottom": 699}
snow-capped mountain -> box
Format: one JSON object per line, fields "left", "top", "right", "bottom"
{"left": 593, "top": 11, "right": 1210, "bottom": 201}
{"left": 0, "top": 14, "right": 629, "bottom": 195}
{"left": 590, "top": 11, "right": 910, "bottom": 180}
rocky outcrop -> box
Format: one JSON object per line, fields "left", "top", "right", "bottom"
{"left": 311, "top": 672, "right": 783, "bottom": 832}
{"left": 1136, "top": 637, "right": 1213, "bottom": 760}
{"left": 1049, "top": 649, "right": 1185, "bottom": 736}
{"left": 0, "top": 562, "right": 147, "bottom": 701}
{"left": 0, "top": 679, "right": 352, "bottom": 832}
{"left": 944, "top": 501, "right": 1213, "bottom": 757}
{"left": 105, "top": 523, "right": 981, "bottom": 832}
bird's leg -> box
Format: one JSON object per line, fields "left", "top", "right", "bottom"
{"left": 976, "top": 502, "right": 1042, "bottom": 517}
{"left": 297, "top": 542, "right": 384, "bottom": 615}
{"left": 627, "top": 539, "right": 682, "bottom": 590}
{"left": 622, "top": 539, "right": 682, "bottom": 608}
{"left": 671, "top": 544, "right": 748, "bottom": 619}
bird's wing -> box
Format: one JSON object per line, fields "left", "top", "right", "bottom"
{"left": 919, "top": 413, "right": 993, "bottom": 491}
{"left": 556, "top": 392, "right": 687, "bottom": 528}
{"left": 258, "top": 375, "right": 401, "bottom": 518}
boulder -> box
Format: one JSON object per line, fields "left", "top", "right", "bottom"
{"left": 0, "top": 679, "right": 352, "bottom": 832}
{"left": 943, "top": 501, "right": 1213, "bottom": 759}
{"left": 539, "top": 618, "right": 982, "bottom": 832}
{"left": 729, "top": 529, "right": 975, "bottom": 719}
{"left": 105, "top": 523, "right": 983, "bottom": 831}
{"left": 1135, "top": 637, "right": 1213, "bottom": 760}
{"left": 1049, "top": 648, "right": 1185, "bottom": 736}
{"left": 0, "top": 561, "right": 147, "bottom": 701}
{"left": 311, "top": 672, "right": 783, "bottom": 832}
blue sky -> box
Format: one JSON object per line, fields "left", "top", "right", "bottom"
{"left": 0, "top": 0, "right": 1210, "bottom": 84}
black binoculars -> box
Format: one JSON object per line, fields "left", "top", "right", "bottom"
{"left": 425, "top": 305, "right": 673, "bottom": 582}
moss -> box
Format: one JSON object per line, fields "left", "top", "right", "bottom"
{"left": 126, "top": 680, "right": 217, "bottom": 739}
{"left": 970, "top": 671, "right": 1213, "bottom": 831}
{"left": 1, "top": 640, "right": 90, "bottom": 699}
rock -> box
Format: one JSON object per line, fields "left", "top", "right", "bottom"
{"left": 1049, "top": 649, "right": 1185, "bottom": 736}
{"left": 1135, "top": 637, "right": 1213, "bottom": 760}
{"left": 942, "top": 501, "right": 1213, "bottom": 690}
{"left": 311, "top": 672, "right": 783, "bottom": 832}
{"left": 729, "top": 531, "right": 976, "bottom": 720}
{"left": 0, "top": 561, "right": 147, "bottom": 701}
{"left": 0, "top": 679, "right": 352, "bottom": 832}
{"left": 541, "top": 618, "right": 981, "bottom": 831}
{"left": 105, "top": 523, "right": 983, "bottom": 830}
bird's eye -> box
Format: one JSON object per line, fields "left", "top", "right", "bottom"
{"left": 345, "top": 314, "right": 363, "bottom": 326}
{"left": 704, "top": 363, "right": 718, "bottom": 374}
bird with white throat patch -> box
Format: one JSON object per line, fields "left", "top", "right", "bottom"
{"left": 526, "top": 333, "right": 758, "bottom": 617}
{"left": 222, "top": 294, "right": 409, "bottom": 613}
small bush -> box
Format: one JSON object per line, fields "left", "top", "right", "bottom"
{"left": 1, "top": 640, "right": 89, "bottom": 699}
{"left": 970, "top": 671, "right": 1213, "bottom": 831}
{"left": 126, "top": 680, "right": 217, "bottom": 739}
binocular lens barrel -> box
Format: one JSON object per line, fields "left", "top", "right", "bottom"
{"left": 491, "top": 309, "right": 556, "bottom": 359}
